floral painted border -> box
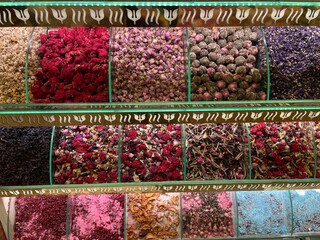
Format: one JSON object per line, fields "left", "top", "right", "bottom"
{"left": 0, "top": 6, "right": 319, "bottom": 27}
{"left": 0, "top": 110, "right": 319, "bottom": 126}
{"left": 0, "top": 180, "right": 320, "bottom": 196}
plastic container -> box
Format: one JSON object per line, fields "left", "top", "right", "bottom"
{"left": 264, "top": 26, "right": 320, "bottom": 100}
{"left": 290, "top": 190, "right": 320, "bottom": 235}
{"left": 236, "top": 190, "right": 292, "bottom": 237}
{"left": 182, "top": 192, "right": 236, "bottom": 239}
{"left": 0, "top": 27, "right": 33, "bottom": 104}
{"left": 28, "top": 27, "right": 111, "bottom": 103}
{"left": 111, "top": 27, "right": 188, "bottom": 102}
{"left": 52, "top": 125, "right": 120, "bottom": 184}
{"left": 11, "top": 196, "right": 68, "bottom": 239}
{"left": 189, "top": 27, "right": 269, "bottom": 102}
{"left": 68, "top": 194, "right": 125, "bottom": 239}
{"left": 247, "top": 122, "right": 314, "bottom": 179}
{"left": 0, "top": 127, "right": 52, "bottom": 186}
{"left": 120, "top": 124, "right": 184, "bottom": 182}
{"left": 185, "top": 123, "right": 249, "bottom": 180}
{"left": 126, "top": 193, "right": 181, "bottom": 240}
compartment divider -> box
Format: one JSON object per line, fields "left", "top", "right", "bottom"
{"left": 244, "top": 124, "right": 253, "bottom": 180}
{"left": 108, "top": 27, "right": 113, "bottom": 103}
{"left": 24, "top": 27, "right": 35, "bottom": 104}
{"left": 260, "top": 27, "right": 271, "bottom": 101}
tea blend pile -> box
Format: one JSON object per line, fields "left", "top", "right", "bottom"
{"left": 0, "top": 127, "right": 52, "bottom": 186}
{"left": 248, "top": 122, "right": 314, "bottom": 179}
{"left": 264, "top": 26, "right": 320, "bottom": 100}
{"left": 189, "top": 27, "right": 267, "bottom": 101}
{"left": 31, "top": 27, "right": 110, "bottom": 103}
{"left": 53, "top": 125, "right": 119, "bottom": 184}
{"left": 291, "top": 190, "right": 320, "bottom": 233}
{"left": 237, "top": 191, "right": 292, "bottom": 236}
{"left": 112, "top": 27, "right": 187, "bottom": 102}
{"left": 127, "top": 193, "right": 180, "bottom": 240}
{"left": 0, "top": 28, "right": 32, "bottom": 104}
{"left": 70, "top": 194, "right": 124, "bottom": 239}
{"left": 182, "top": 192, "right": 235, "bottom": 238}
{"left": 14, "top": 196, "right": 68, "bottom": 239}
{"left": 186, "top": 123, "right": 248, "bottom": 180}
{"left": 121, "top": 124, "right": 183, "bottom": 182}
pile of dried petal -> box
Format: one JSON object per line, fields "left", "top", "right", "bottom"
{"left": 248, "top": 122, "right": 314, "bottom": 179}
{"left": 53, "top": 125, "right": 119, "bottom": 184}
{"left": 186, "top": 123, "right": 248, "bottom": 180}
{"left": 121, "top": 124, "right": 183, "bottom": 182}
{"left": 182, "top": 192, "right": 235, "bottom": 238}
{"left": 0, "top": 28, "right": 31, "bottom": 103}
{"left": 127, "top": 193, "right": 180, "bottom": 240}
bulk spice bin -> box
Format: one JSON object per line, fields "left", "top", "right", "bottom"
{"left": 189, "top": 27, "right": 268, "bottom": 101}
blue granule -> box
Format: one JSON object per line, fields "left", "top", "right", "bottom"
{"left": 237, "top": 190, "right": 292, "bottom": 236}
{"left": 291, "top": 190, "right": 320, "bottom": 233}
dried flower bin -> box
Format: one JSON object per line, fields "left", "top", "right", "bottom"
{"left": 111, "top": 27, "right": 188, "bottom": 103}
{"left": 120, "top": 124, "right": 184, "bottom": 182}
{"left": 182, "top": 192, "right": 237, "bottom": 239}
{"left": 52, "top": 125, "right": 120, "bottom": 184}
{"left": 264, "top": 26, "right": 320, "bottom": 100}
{"left": 185, "top": 123, "right": 249, "bottom": 180}
{"left": 189, "top": 27, "right": 269, "bottom": 101}
{"left": 247, "top": 122, "right": 315, "bottom": 179}
{"left": 27, "top": 27, "right": 111, "bottom": 103}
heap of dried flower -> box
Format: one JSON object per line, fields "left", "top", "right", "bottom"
{"left": 189, "top": 27, "right": 267, "bottom": 101}
{"left": 31, "top": 27, "right": 110, "bottom": 103}
{"left": 121, "top": 124, "right": 183, "bottom": 182}
{"left": 182, "top": 192, "right": 235, "bottom": 239}
{"left": 69, "top": 194, "right": 124, "bottom": 239}
{"left": 248, "top": 122, "right": 314, "bottom": 179}
{"left": 53, "top": 125, "right": 119, "bottom": 184}
{"left": 264, "top": 26, "right": 320, "bottom": 100}
{"left": 112, "top": 27, "right": 187, "bottom": 102}
{"left": 127, "top": 193, "right": 180, "bottom": 240}
{"left": 14, "top": 196, "right": 68, "bottom": 239}
{"left": 186, "top": 123, "right": 248, "bottom": 180}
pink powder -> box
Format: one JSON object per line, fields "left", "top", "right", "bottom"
{"left": 217, "top": 192, "right": 232, "bottom": 210}
{"left": 71, "top": 194, "right": 124, "bottom": 240}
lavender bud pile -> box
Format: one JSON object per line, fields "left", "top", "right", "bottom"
{"left": 0, "top": 127, "right": 52, "bottom": 186}
{"left": 189, "top": 27, "right": 267, "bottom": 101}
{"left": 264, "top": 26, "right": 320, "bottom": 99}
{"left": 112, "top": 28, "right": 187, "bottom": 102}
